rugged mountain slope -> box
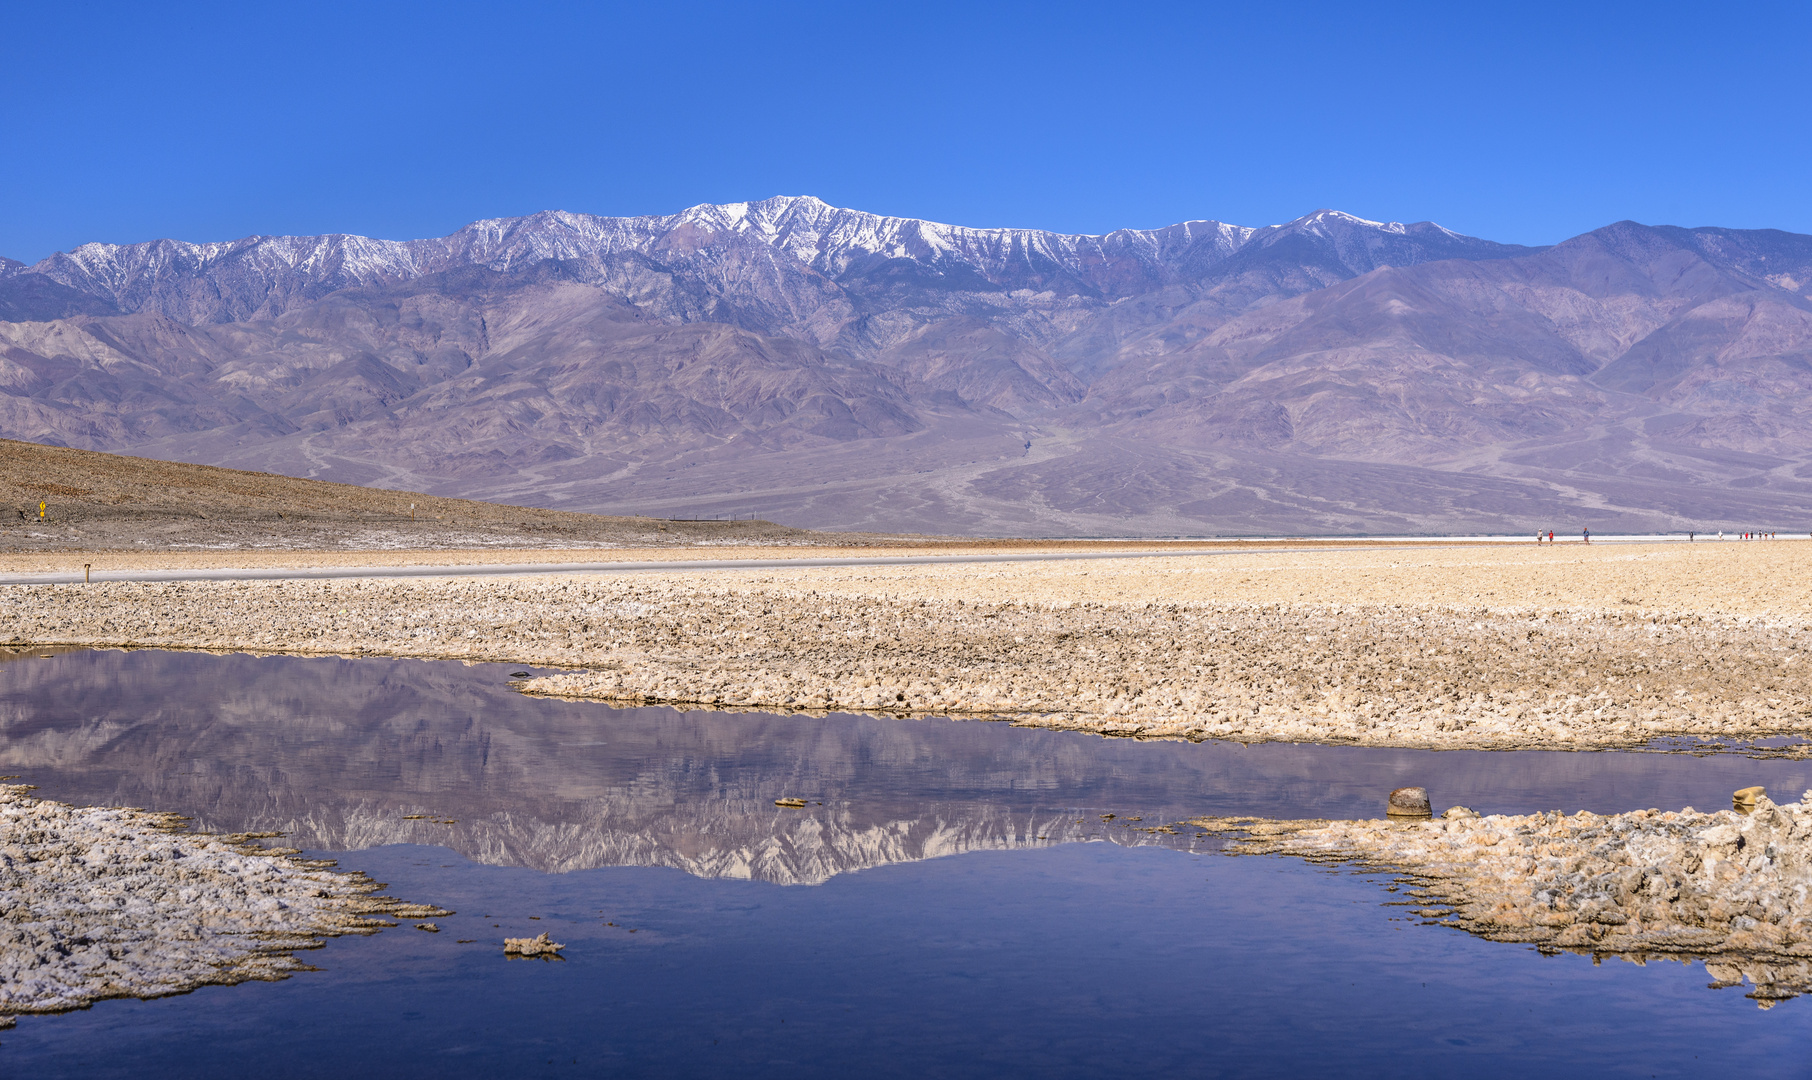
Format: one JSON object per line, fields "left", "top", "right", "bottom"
{"left": 1, "top": 263, "right": 974, "bottom": 447}
{"left": 1074, "top": 222, "right": 1812, "bottom": 470}
{"left": 2, "top": 200, "right": 1810, "bottom": 534}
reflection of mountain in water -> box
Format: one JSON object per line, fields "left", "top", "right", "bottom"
{"left": 3, "top": 650, "right": 1809, "bottom": 885}
{"left": 0, "top": 651, "right": 1204, "bottom": 884}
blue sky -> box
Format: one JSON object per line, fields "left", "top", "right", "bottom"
{"left": 3, "top": 0, "right": 1807, "bottom": 261}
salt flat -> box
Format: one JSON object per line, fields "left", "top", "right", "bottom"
{"left": 3, "top": 539, "right": 1806, "bottom": 753}
{"left": 5, "top": 540, "right": 1812, "bottom": 1018}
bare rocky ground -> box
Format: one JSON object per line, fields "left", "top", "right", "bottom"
{"left": 524, "top": 592, "right": 1812, "bottom": 752}
{"left": 0, "top": 782, "right": 448, "bottom": 1026}
{"left": 1193, "top": 793, "right": 1812, "bottom": 1006}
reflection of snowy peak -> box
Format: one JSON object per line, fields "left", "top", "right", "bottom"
{"left": 0, "top": 652, "right": 1203, "bottom": 885}
{"left": 234, "top": 800, "right": 1120, "bottom": 885}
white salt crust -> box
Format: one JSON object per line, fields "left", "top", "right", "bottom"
{"left": 1196, "top": 793, "right": 1812, "bottom": 1006}
{"left": 0, "top": 784, "right": 446, "bottom": 1027}
{"left": 5, "top": 557, "right": 1812, "bottom": 753}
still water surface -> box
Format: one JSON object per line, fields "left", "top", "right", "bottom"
{"left": 0, "top": 649, "right": 1807, "bottom": 1077}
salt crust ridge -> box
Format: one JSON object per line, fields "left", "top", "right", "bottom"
{"left": 0, "top": 783, "right": 445, "bottom": 1027}
{"left": 1195, "top": 794, "right": 1812, "bottom": 1007}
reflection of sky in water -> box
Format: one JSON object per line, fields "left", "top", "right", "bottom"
{"left": 0, "top": 650, "right": 1806, "bottom": 1074}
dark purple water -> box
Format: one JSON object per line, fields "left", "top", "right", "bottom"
{"left": 0, "top": 649, "right": 1806, "bottom": 1077}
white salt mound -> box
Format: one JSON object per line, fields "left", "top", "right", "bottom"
{"left": 0, "top": 783, "right": 445, "bottom": 1027}
{"left": 1197, "top": 790, "right": 1812, "bottom": 1006}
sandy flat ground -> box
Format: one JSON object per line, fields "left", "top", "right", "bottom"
{"left": 0, "top": 544, "right": 852, "bottom": 574}
{"left": 716, "top": 539, "right": 1812, "bottom": 618}
{"left": 1, "top": 539, "right": 1807, "bottom": 753}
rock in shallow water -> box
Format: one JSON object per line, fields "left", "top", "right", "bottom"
{"left": 1387, "top": 787, "right": 1432, "bottom": 817}
{"left": 504, "top": 932, "right": 565, "bottom": 957}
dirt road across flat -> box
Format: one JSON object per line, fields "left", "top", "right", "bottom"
{"left": 2, "top": 540, "right": 1808, "bottom": 753}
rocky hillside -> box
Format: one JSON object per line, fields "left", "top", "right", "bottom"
{"left": 2, "top": 198, "right": 1809, "bottom": 534}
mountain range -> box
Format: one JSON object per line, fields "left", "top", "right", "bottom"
{"left": 4, "top": 195, "right": 1811, "bottom": 534}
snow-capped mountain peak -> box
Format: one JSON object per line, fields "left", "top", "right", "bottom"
{"left": 9, "top": 197, "right": 1529, "bottom": 325}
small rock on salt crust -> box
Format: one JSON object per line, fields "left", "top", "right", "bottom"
{"left": 0, "top": 783, "right": 447, "bottom": 1028}
{"left": 1194, "top": 789, "right": 1812, "bottom": 1007}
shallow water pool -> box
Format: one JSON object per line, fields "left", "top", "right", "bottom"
{"left": 0, "top": 649, "right": 1806, "bottom": 1076}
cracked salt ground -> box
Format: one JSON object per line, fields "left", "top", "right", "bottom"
{"left": 2, "top": 650, "right": 1811, "bottom": 1075}
{"left": 17, "top": 542, "right": 1812, "bottom": 755}
{"left": 0, "top": 783, "right": 450, "bottom": 1027}
{"left": 1198, "top": 792, "right": 1812, "bottom": 1006}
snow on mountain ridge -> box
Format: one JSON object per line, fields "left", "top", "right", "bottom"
{"left": 433, "top": 196, "right": 1260, "bottom": 281}
{"left": 684, "top": 195, "right": 1261, "bottom": 278}
{"left": 15, "top": 197, "right": 1511, "bottom": 323}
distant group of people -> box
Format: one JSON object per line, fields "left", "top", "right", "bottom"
{"left": 1531, "top": 528, "right": 1788, "bottom": 544}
